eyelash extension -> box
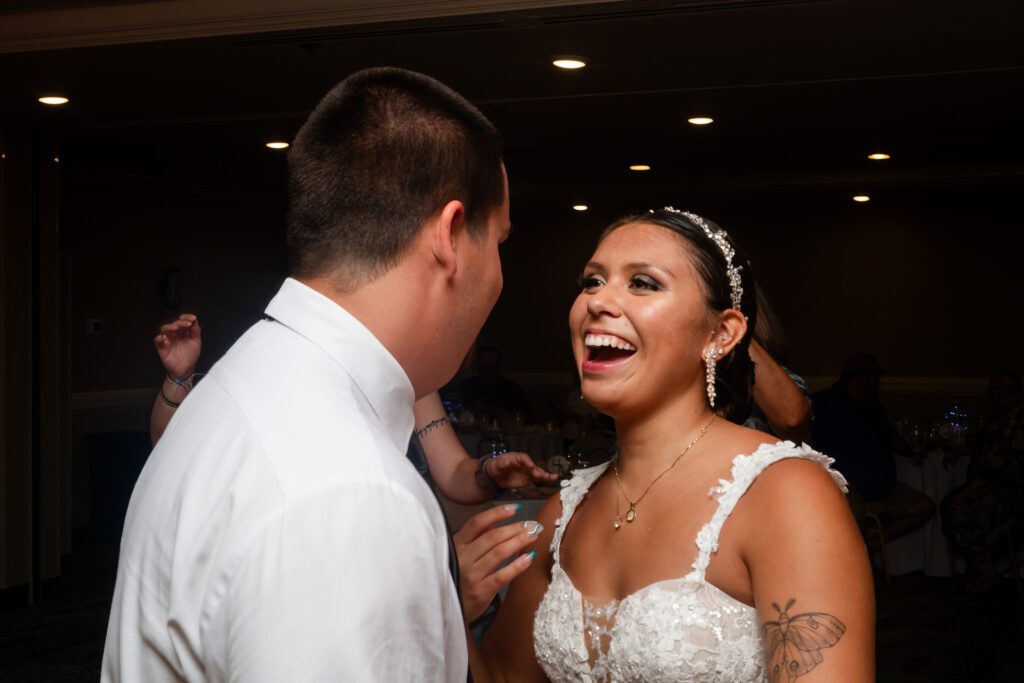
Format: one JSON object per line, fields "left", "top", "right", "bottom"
{"left": 578, "top": 275, "right": 603, "bottom": 289}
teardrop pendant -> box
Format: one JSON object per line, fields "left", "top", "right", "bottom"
{"left": 613, "top": 517, "right": 622, "bottom": 530}
{"left": 625, "top": 505, "right": 637, "bottom": 523}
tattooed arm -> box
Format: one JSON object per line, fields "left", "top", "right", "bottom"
{"left": 740, "top": 458, "right": 875, "bottom": 682}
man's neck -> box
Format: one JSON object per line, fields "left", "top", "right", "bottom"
{"left": 299, "top": 267, "right": 440, "bottom": 398}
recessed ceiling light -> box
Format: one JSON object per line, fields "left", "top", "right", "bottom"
{"left": 629, "top": 164, "right": 652, "bottom": 171}
{"left": 852, "top": 195, "right": 871, "bottom": 203}
{"left": 266, "top": 141, "right": 290, "bottom": 150}
{"left": 867, "top": 153, "right": 891, "bottom": 160}
{"left": 572, "top": 204, "right": 589, "bottom": 211}
{"left": 552, "top": 57, "right": 586, "bottom": 70}
{"left": 38, "top": 96, "right": 69, "bottom": 105}
{"left": 687, "top": 117, "right": 713, "bottom": 126}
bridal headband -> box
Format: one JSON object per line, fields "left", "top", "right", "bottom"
{"left": 651, "top": 207, "right": 744, "bottom": 311}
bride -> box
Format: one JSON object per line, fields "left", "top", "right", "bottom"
{"left": 468, "top": 208, "right": 874, "bottom": 682}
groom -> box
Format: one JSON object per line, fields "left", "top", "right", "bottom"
{"left": 102, "top": 68, "right": 508, "bottom": 682}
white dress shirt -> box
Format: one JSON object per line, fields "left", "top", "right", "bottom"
{"left": 102, "top": 278, "right": 467, "bottom": 682}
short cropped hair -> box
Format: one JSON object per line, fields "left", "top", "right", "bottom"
{"left": 286, "top": 67, "right": 504, "bottom": 286}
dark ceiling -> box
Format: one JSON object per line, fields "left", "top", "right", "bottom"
{"left": 2, "top": 0, "right": 1022, "bottom": 213}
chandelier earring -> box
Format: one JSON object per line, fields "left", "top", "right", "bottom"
{"left": 704, "top": 346, "right": 722, "bottom": 407}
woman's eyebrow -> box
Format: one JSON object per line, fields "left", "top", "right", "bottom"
{"left": 625, "top": 261, "right": 675, "bottom": 277}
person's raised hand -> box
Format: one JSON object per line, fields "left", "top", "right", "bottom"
{"left": 154, "top": 314, "right": 202, "bottom": 380}
{"left": 485, "top": 452, "right": 559, "bottom": 490}
{"left": 452, "top": 504, "right": 542, "bottom": 623}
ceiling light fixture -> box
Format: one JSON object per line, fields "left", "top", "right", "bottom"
{"left": 687, "top": 117, "right": 713, "bottom": 125}
{"left": 266, "top": 141, "right": 290, "bottom": 150}
{"left": 629, "top": 164, "right": 652, "bottom": 171}
{"left": 572, "top": 204, "right": 589, "bottom": 212}
{"left": 867, "top": 153, "right": 891, "bottom": 160}
{"left": 552, "top": 57, "right": 586, "bottom": 70}
{"left": 852, "top": 195, "right": 871, "bottom": 203}
{"left": 38, "top": 96, "right": 69, "bottom": 105}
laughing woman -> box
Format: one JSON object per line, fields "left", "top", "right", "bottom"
{"left": 469, "top": 209, "right": 874, "bottom": 682}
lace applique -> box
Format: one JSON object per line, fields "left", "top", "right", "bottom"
{"left": 691, "top": 441, "right": 848, "bottom": 579}
{"left": 581, "top": 598, "right": 619, "bottom": 682}
{"left": 534, "top": 441, "right": 848, "bottom": 683}
{"left": 550, "top": 463, "right": 611, "bottom": 562}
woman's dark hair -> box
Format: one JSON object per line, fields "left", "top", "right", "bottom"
{"left": 602, "top": 209, "right": 759, "bottom": 424}
{"left": 287, "top": 67, "right": 504, "bottom": 287}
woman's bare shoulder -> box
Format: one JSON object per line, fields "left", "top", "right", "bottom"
{"left": 715, "top": 419, "right": 782, "bottom": 459}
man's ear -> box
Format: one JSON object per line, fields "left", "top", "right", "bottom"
{"left": 431, "top": 200, "right": 466, "bottom": 279}
{"left": 705, "top": 309, "right": 748, "bottom": 358}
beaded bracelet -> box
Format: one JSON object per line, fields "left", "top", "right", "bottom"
{"left": 474, "top": 454, "right": 504, "bottom": 497}
{"left": 166, "top": 373, "right": 192, "bottom": 388}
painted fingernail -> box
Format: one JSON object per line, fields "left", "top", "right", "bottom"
{"left": 504, "top": 503, "right": 521, "bottom": 513}
{"left": 521, "top": 521, "right": 543, "bottom": 536}
{"left": 524, "top": 550, "right": 537, "bottom": 562}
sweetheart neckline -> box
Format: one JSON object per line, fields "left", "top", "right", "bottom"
{"left": 554, "top": 563, "right": 755, "bottom": 612}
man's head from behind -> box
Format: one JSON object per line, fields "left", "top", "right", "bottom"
{"left": 287, "top": 67, "right": 505, "bottom": 289}
{"left": 286, "top": 68, "right": 508, "bottom": 396}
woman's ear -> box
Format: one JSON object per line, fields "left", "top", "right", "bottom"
{"left": 705, "top": 309, "right": 748, "bottom": 358}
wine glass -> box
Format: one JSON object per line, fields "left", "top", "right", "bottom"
{"left": 477, "top": 417, "right": 508, "bottom": 460}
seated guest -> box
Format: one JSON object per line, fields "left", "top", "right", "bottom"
{"left": 457, "top": 345, "right": 531, "bottom": 423}
{"left": 943, "top": 369, "right": 1024, "bottom": 592}
{"left": 812, "top": 353, "right": 935, "bottom": 542}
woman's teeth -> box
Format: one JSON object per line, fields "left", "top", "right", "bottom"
{"left": 584, "top": 334, "right": 637, "bottom": 352}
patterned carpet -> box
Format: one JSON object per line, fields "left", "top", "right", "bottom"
{"left": 1, "top": 571, "right": 1021, "bottom": 682}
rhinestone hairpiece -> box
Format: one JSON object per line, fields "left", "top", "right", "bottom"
{"left": 651, "top": 207, "right": 744, "bottom": 310}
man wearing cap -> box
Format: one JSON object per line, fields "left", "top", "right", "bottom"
{"left": 811, "top": 353, "right": 935, "bottom": 542}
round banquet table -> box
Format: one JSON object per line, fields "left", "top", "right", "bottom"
{"left": 886, "top": 449, "right": 969, "bottom": 577}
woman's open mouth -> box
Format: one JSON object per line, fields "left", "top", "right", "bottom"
{"left": 583, "top": 333, "right": 637, "bottom": 372}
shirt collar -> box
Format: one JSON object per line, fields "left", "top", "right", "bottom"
{"left": 265, "top": 277, "right": 415, "bottom": 453}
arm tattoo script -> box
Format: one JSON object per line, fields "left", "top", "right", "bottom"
{"left": 761, "top": 598, "right": 846, "bottom": 682}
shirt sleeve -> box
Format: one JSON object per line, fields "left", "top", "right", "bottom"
{"left": 203, "top": 478, "right": 464, "bottom": 682}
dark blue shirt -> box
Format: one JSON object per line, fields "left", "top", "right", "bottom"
{"left": 811, "top": 385, "right": 897, "bottom": 501}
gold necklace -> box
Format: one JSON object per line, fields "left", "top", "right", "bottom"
{"left": 612, "top": 416, "right": 715, "bottom": 530}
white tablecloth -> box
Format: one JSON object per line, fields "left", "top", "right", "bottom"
{"left": 887, "top": 449, "right": 969, "bottom": 577}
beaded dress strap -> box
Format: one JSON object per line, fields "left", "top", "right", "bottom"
{"left": 550, "top": 461, "right": 612, "bottom": 564}
{"left": 690, "top": 441, "right": 848, "bottom": 580}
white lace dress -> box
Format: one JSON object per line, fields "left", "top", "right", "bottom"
{"left": 533, "top": 441, "right": 848, "bottom": 683}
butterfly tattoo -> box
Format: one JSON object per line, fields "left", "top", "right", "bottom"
{"left": 761, "top": 598, "right": 846, "bottom": 682}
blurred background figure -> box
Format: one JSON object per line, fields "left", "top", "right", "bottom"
{"left": 942, "top": 369, "right": 1024, "bottom": 592}
{"left": 457, "top": 346, "right": 532, "bottom": 428}
{"left": 812, "top": 353, "right": 935, "bottom": 543}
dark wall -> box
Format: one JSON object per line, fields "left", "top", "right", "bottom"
{"left": 62, "top": 131, "right": 288, "bottom": 392}
{"left": 481, "top": 188, "right": 1024, "bottom": 381}
{"left": 60, "top": 130, "right": 1023, "bottom": 394}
